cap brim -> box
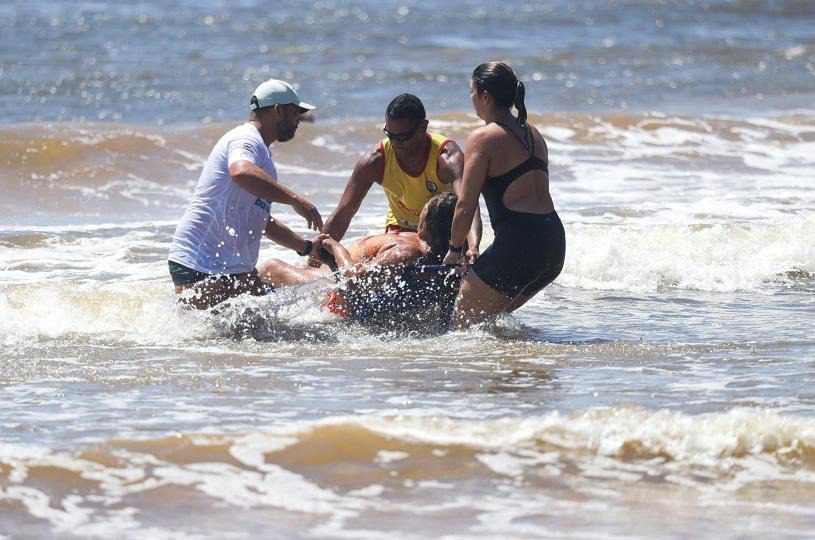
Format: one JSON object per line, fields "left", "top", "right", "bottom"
{"left": 296, "top": 101, "right": 315, "bottom": 113}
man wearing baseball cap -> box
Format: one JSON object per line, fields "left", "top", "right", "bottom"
{"left": 250, "top": 79, "right": 315, "bottom": 116}
{"left": 168, "top": 79, "right": 322, "bottom": 309}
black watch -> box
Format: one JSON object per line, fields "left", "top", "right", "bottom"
{"left": 448, "top": 243, "right": 465, "bottom": 254}
{"left": 297, "top": 239, "right": 313, "bottom": 256}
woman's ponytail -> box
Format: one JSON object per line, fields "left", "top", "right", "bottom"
{"left": 514, "top": 80, "right": 527, "bottom": 126}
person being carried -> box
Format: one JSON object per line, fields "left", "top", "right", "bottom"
{"left": 258, "top": 192, "right": 459, "bottom": 321}
{"left": 443, "top": 62, "right": 567, "bottom": 328}
{"left": 319, "top": 93, "right": 481, "bottom": 262}
{"left": 168, "top": 78, "right": 323, "bottom": 310}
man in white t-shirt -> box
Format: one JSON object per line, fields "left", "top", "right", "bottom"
{"left": 168, "top": 79, "right": 323, "bottom": 309}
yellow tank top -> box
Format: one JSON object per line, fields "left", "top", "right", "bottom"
{"left": 380, "top": 132, "right": 454, "bottom": 230}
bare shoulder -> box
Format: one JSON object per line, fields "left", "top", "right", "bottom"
{"left": 437, "top": 139, "right": 464, "bottom": 183}
{"left": 378, "top": 233, "right": 417, "bottom": 251}
{"left": 465, "top": 125, "right": 501, "bottom": 154}
{"left": 465, "top": 125, "right": 491, "bottom": 147}
{"left": 357, "top": 142, "right": 385, "bottom": 168}
{"left": 439, "top": 138, "right": 463, "bottom": 159}
{"left": 375, "top": 235, "right": 422, "bottom": 264}
{"left": 350, "top": 142, "right": 386, "bottom": 184}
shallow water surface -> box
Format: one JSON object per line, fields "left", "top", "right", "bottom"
{"left": 2, "top": 1, "right": 815, "bottom": 538}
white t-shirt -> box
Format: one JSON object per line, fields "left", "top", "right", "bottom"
{"left": 169, "top": 122, "right": 277, "bottom": 274}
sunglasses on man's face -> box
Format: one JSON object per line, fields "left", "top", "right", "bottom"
{"left": 383, "top": 123, "right": 421, "bottom": 142}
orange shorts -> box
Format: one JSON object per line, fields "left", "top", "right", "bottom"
{"left": 324, "top": 290, "right": 351, "bottom": 319}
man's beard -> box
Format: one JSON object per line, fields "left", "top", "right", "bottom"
{"left": 276, "top": 117, "right": 296, "bottom": 142}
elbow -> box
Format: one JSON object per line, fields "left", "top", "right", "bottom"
{"left": 229, "top": 160, "right": 262, "bottom": 180}
{"left": 228, "top": 162, "right": 245, "bottom": 178}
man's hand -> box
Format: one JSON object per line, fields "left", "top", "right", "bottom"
{"left": 308, "top": 233, "right": 330, "bottom": 267}
{"left": 317, "top": 236, "right": 340, "bottom": 254}
{"left": 465, "top": 246, "right": 479, "bottom": 264}
{"left": 292, "top": 197, "right": 323, "bottom": 231}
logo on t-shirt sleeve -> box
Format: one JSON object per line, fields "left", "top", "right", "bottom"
{"left": 237, "top": 142, "right": 255, "bottom": 160}
{"left": 229, "top": 138, "right": 258, "bottom": 163}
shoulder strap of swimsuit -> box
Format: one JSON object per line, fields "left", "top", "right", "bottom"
{"left": 494, "top": 121, "right": 534, "bottom": 157}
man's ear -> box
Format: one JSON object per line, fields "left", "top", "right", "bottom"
{"left": 420, "top": 119, "right": 430, "bottom": 132}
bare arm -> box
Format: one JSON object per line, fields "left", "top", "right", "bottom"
{"left": 264, "top": 217, "right": 314, "bottom": 255}
{"left": 439, "top": 141, "right": 483, "bottom": 259}
{"left": 316, "top": 237, "right": 356, "bottom": 268}
{"left": 321, "top": 146, "right": 383, "bottom": 241}
{"left": 443, "top": 130, "right": 490, "bottom": 264}
{"left": 229, "top": 160, "right": 323, "bottom": 231}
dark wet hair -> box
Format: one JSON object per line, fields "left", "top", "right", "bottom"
{"left": 386, "top": 93, "right": 426, "bottom": 124}
{"left": 423, "top": 192, "right": 457, "bottom": 263}
{"left": 472, "top": 61, "right": 527, "bottom": 126}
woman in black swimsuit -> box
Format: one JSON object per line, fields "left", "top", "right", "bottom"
{"left": 443, "top": 61, "right": 566, "bottom": 328}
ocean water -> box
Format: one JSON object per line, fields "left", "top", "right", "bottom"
{"left": 2, "top": 1, "right": 815, "bottom": 538}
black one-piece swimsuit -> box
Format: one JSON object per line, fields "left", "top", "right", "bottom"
{"left": 471, "top": 123, "right": 566, "bottom": 297}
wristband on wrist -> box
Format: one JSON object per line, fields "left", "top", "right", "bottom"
{"left": 297, "top": 239, "right": 313, "bottom": 256}
{"left": 448, "top": 243, "right": 465, "bottom": 254}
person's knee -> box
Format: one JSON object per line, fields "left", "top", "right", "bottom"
{"left": 256, "top": 258, "right": 278, "bottom": 277}
{"left": 257, "top": 259, "right": 290, "bottom": 285}
{"left": 452, "top": 272, "right": 517, "bottom": 327}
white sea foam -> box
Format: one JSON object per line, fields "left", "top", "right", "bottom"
{"left": 0, "top": 282, "right": 179, "bottom": 345}
{"left": 0, "top": 280, "right": 335, "bottom": 346}
{"left": 548, "top": 114, "right": 815, "bottom": 225}
{"left": 309, "top": 135, "right": 352, "bottom": 154}
{"left": 558, "top": 215, "right": 815, "bottom": 292}
{"left": 0, "top": 216, "right": 810, "bottom": 349}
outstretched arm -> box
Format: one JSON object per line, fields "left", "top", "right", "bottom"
{"left": 264, "top": 217, "right": 319, "bottom": 257}
{"left": 316, "top": 237, "right": 356, "bottom": 269}
{"left": 444, "top": 130, "right": 490, "bottom": 264}
{"left": 229, "top": 160, "right": 323, "bottom": 231}
{"left": 321, "top": 145, "right": 383, "bottom": 241}
{"left": 439, "top": 141, "right": 482, "bottom": 260}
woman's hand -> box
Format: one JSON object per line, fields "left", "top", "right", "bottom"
{"left": 443, "top": 248, "right": 463, "bottom": 266}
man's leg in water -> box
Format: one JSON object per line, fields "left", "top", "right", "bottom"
{"left": 175, "top": 271, "right": 266, "bottom": 310}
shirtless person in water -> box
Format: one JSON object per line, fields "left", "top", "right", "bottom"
{"left": 256, "top": 192, "right": 457, "bottom": 289}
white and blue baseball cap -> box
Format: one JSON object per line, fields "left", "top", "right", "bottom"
{"left": 250, "top": 79, "right": 315, "bottom": 112}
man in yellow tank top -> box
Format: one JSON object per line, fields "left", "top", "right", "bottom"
{"left": 321, "top": 94, "right": 481, "bottom": 261}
